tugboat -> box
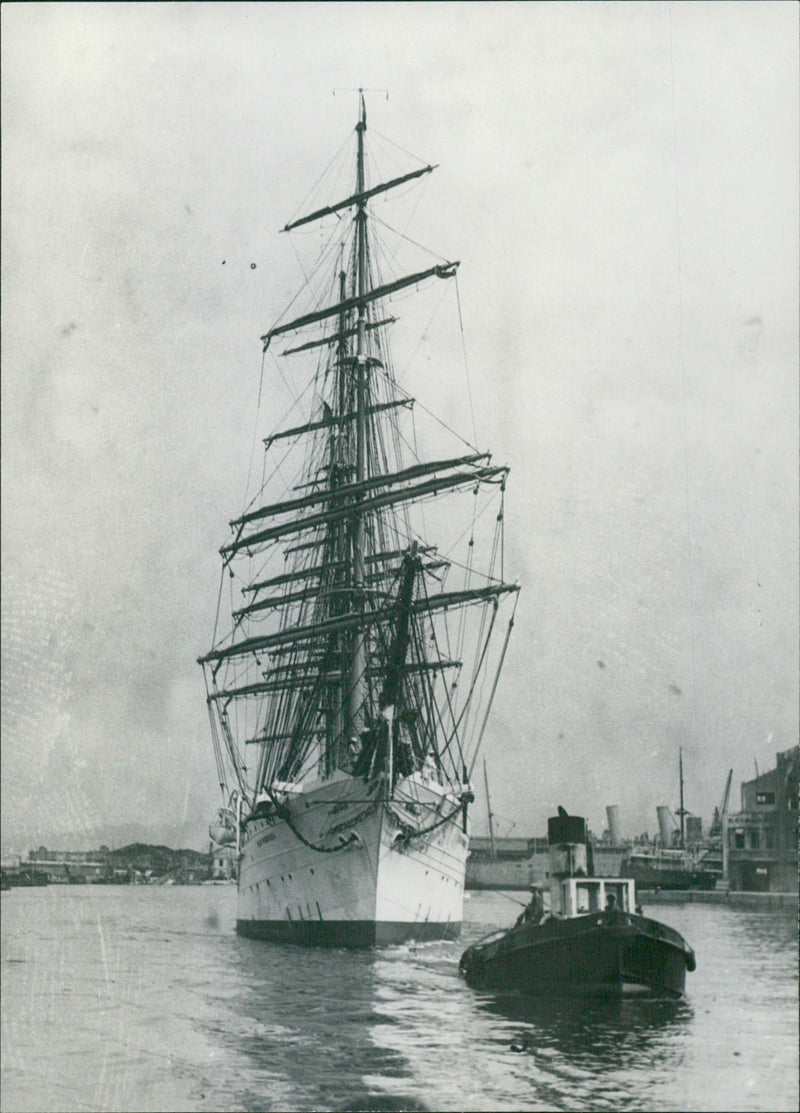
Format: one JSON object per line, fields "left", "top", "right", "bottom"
{"left": 459, "top": 809, "right": 696, "bottom": 998}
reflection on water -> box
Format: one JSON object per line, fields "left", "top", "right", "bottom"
{"left": 1, "top": 886, "right": 797, "bottom": 1112}
{"left": 476, "top": 988, "right": 691, "bottom": 1033}
{"left": 474, "top": 993, "right": 694, "bottom": 1112}
{"left": 364, "top": 946, "right": 696, "bottom": 1113}
{"left": 222, "top": 939, "right": 424, "bottom": 1112}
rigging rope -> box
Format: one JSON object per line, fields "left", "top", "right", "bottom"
{"left": 440, "top": 599, "right": 500, "bottom": 770}
{"left": 283, "top": 129, "right": 355, "bottom": 231}
{"left": 454, "top": 487, "right": 478, "bottom": 668}
{"left": 238, "top": 348, "right": 270, "bottom": 523}
{"left": 467, "top": 597, "right": 518, "bottom": 780}
{"left": 370, "top": 127, "right": 431, "bottom": 169}
{"left": 372, "top": 211, "right": 448, "bottom": 265}
{"left": 454, "top": 275, "right": 478, "bottom": 450}
{"left": 376, "top": 362, "right": 477, "bottom": 454}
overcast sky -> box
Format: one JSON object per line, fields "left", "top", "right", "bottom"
{"left": 2, "top": 2, "right": 797, "bottom": 851}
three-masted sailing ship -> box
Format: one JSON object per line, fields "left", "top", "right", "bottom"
{"left": 199, "top": 95, "right": 519, "bottom": 946}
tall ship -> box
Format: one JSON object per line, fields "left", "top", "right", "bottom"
{"left": 199, "top": 95, "right": 519, "bottom": 946}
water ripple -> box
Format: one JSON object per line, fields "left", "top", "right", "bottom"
{"left": 1, "top": 886, "right": 796, "bottom": 1111}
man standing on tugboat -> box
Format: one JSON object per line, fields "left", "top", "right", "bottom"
{"left": 605, "top": 892, "right": 622, "bottom": 922}
{"left": 516, "top": 885, "right": 545, "bottom": 926}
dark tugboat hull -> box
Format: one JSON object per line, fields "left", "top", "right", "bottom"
{"left": 459, "top": 911, "right": 695, "bottom": 998}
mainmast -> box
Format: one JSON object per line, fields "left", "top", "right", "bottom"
{"left": 349, "top": 90, "right": 369, "bottom": 742}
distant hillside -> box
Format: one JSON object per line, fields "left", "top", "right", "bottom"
{"left": 3, "top": 817, "right": 210, "bottom": 857}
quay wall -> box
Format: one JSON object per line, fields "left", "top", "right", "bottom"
{"left": 638, "top": 889, "right": 797, "bottom": 911}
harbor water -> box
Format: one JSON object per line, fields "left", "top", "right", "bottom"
{"left": 1, "top": 885, "right": 796, "bottom": 1112}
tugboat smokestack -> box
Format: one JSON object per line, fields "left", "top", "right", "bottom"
{"left": 547, "top": 811, "right": 589, "bottom": 880}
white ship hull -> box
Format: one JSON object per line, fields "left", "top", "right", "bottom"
{"left": 236, "top": 771, "right": 469, "bottom": 946}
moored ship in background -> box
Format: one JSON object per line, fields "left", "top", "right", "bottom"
{"left": 620, "top": 750, "right": 720, "bottom": 891}
{"left": 619, "top": 844, "right": 719, "bottom": 891}
{"left": 199, "top": 94, "right": 519, "bottom": 946}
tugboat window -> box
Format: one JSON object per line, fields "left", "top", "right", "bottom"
{"left": 607, "top": 883, "right": 629, "bottom": 911}
{"left": 575, "top": 882, "right": 601, "bottom": 913}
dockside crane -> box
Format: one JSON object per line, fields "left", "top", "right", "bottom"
{"left": 710, "top": 769, "right": 734, "bottom": 838}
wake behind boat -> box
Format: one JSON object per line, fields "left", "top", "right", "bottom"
{"left": 459, "top": 810, "right": 696, "bottom": 997}
{"left": 199, "top": 94, "right": 519, "bottom": 946}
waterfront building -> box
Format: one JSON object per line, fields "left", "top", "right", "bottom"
{"left": 210, "top": 844, "right": 236, "bottom": 881}
{"left": 26, "top": 847, "right": 110, "bottom": 882}
{"left": 107, "top": 844, "right": 211, "bottom": 882}
{"left": 723, "top": 745, "right": 798, "bottom": 892}
{"left": 19, "top": 844, "right": 213, "bottom": 884}
{"left": 174, "top": 848, "right": 211, "bottom": 883}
